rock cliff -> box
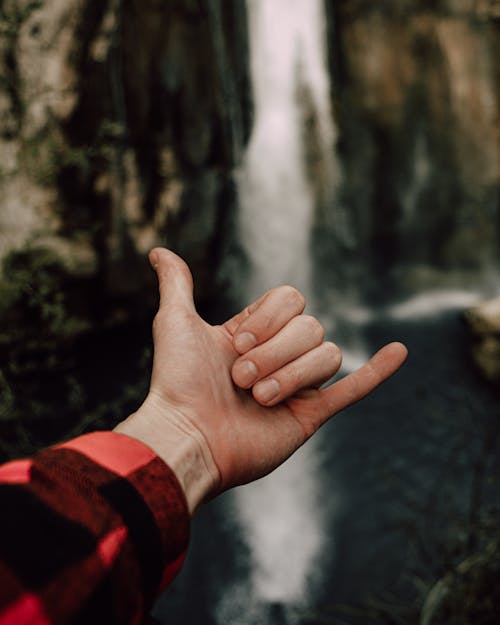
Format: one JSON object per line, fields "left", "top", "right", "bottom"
{"left": 2, "top": 0, "right": 499, "bottom": 317}
{"left": 0, "top": 0, "right": 251, "bottom": 322}
{"left": 0, "top": 0, "right": 252, "bottom": 456}
{"left": 464, "top": 296, "right": 500, "bottom": 382}
{"left": 326, "top": 0, "right": 500, "bottom": 282}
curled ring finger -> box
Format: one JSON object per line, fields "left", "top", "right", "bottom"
{"left": 232, "top": 314, "right": 325, "bottom": 389}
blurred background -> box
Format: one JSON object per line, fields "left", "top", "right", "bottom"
{"left": 1, "top": 0, "right": 500, "bottom": 623}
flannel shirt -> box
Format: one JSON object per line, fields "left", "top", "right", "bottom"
{"left": 0, "top": 431, "right": 190, "bottom": 625}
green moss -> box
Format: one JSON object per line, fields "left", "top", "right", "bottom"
{"left": 14, "top": 116, "right": 121, "bottom": 190}
{"left": 0, "top": 1, "right": 44, "bottom": 36}
{"left": 0, "top": 246, "right": 89, "bottom": 347}
{"left": 0, "top": 245, "right": 152, "bottom": 461}
{"left": 422, "top": 523, "right": 500, "bottom": 625}
{"left": 0, "top": 0, "right": 45, "bottom": 131}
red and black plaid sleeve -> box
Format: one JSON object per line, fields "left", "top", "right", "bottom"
{"left": 0, "top": 431, "right": 190, "bottom": 625}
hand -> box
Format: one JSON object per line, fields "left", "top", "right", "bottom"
{"left": 115, "top": 249, "right": 407, "bottom": 512}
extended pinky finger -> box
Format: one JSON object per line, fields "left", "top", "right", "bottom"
{"left": 252, "top": 342, "right": 342, "bottom": 406}
{"left": 287, "top": 342, "right": 408, "bottom": 437}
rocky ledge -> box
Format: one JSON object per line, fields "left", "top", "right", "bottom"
{"left": 464, "top": 297, "right": 500, "bottom": 383}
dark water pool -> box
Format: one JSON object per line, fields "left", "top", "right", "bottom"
{"left": 153, "top": 297, "right": 500, "bottom": 625}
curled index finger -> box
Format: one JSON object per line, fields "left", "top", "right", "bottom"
{"left": 229, "top": 286, "right": 306, "bottom": 354}
{"left": 222, "top": 291, "right": 268, "bottom": 336}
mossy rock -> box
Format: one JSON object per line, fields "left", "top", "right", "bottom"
{"left": 421, "top": 538, "right": 500, "bottom": 625}
{"left": 0, "top": 246, "right": 150, "bottom": 460}
{"left": 0, "top": 246, "right": 90, "bottom": 349}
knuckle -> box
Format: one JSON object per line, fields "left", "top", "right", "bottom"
{"left": 323, "top": 341, "right": 342, "bottom": 366}
{"left": 152, "top": 308, "right": 175, "bottom": 338}
{"left": 301, "top": 315, "right": 325, "bottom": 341}
{"left": 152, "top": 312, "right": 162, "bottom": 335}
{"left": 280, "top": 285, "right": 306, "bottom": 310}
{"left": 272, "top": 364, "right": 299, "bottom": 398}
{"left": 323, "top": 340, "right": 341, "bottom": 356}
{"left": 260, "top": 311, "right": 275, "bottom": 331}
{"left": 246, "top": 299, "right": 260, "bottom": 315}
{"left": 345, "top": 373, "right": 360, "bottom": 402}
{"left": 286, "top": 362, "right": 303, "bottom": 388}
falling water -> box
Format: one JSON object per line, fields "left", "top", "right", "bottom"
{"left": 236, "top": 0, "right": 337, "bottom": 302}
{"left": 222, "top": 1, "right": 340, "bottom": 622}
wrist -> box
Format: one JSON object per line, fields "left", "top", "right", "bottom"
{"left": 114, "top": 393, "right": 220, "bottom": 514}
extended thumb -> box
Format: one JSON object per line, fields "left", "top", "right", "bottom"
{"left": 149, "top": 248, "right": 195, "bottom": 311}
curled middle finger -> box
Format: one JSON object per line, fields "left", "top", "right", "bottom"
{"left": 232, "top": 314, "right": 325, "bottom": 389}
{"left": 228, "top": 285, "right": 306, "bottom": 354}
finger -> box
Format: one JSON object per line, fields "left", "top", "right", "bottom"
{"left": 226, "top": 286, "right": 306, "bottom": 354}
{"left": 252, "top": 342, "right": 342, "bottom": 406}
{"left": 288, "top": 342, "right": 408, "bottom": 437}
{"left": 222, "top": 291, "right": 269, "bottom": 335}
{"left": 149, "top": 248, "right": 195, "bottom": 312}
{"left": 231, "top": 314, "right": 325, "bottom": 388}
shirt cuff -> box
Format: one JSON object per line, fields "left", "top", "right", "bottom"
{"left": 56, "top": 431, "right": 190, "bottom": 589}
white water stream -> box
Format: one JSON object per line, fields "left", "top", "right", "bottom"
{"left": 237, "top": 0, "right": 337, "bottom": 302}
{"left": 220, "top": 2, "right": 340, "bottom": 622}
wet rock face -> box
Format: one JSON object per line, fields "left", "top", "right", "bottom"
{"left": 464, "top": 297, "right": 500, "bottom": 383}
{"left": 2, "top": 0, "right": 499, "bottom": 316}
{"left": 0, "top": 0, "right": 251, "bottom": 313}
{"left": 0, "top": 0, "right": 252, "bottom": 458}
{"left": 327, "top": 1, "right": 500, "bottom": 275}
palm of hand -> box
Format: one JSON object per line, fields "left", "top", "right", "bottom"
{"left": 150, "top": 307, "right": 308, "bottom": 489}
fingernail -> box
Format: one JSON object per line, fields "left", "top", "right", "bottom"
{"left": 234, "top": 331, "right": 257, "bottom": 354}
{"left": 255, "top": 378, "right": 280, "bottom": 403}
{"left": 150, "top": 251, "right": 159, "bottom": 269}
{"left": 233, "top": 360, "right": 258, "bottom": 387}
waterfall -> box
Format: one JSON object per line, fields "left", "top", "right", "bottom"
{"left": 236, "top": 0, "right": 338, "bottom": 302}
{"left": 220, "top": 1, "right": 339, "bottom": 622}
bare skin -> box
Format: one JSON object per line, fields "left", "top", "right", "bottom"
{"left": 116, "top": 248, "right": 408, "bottom": 513}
